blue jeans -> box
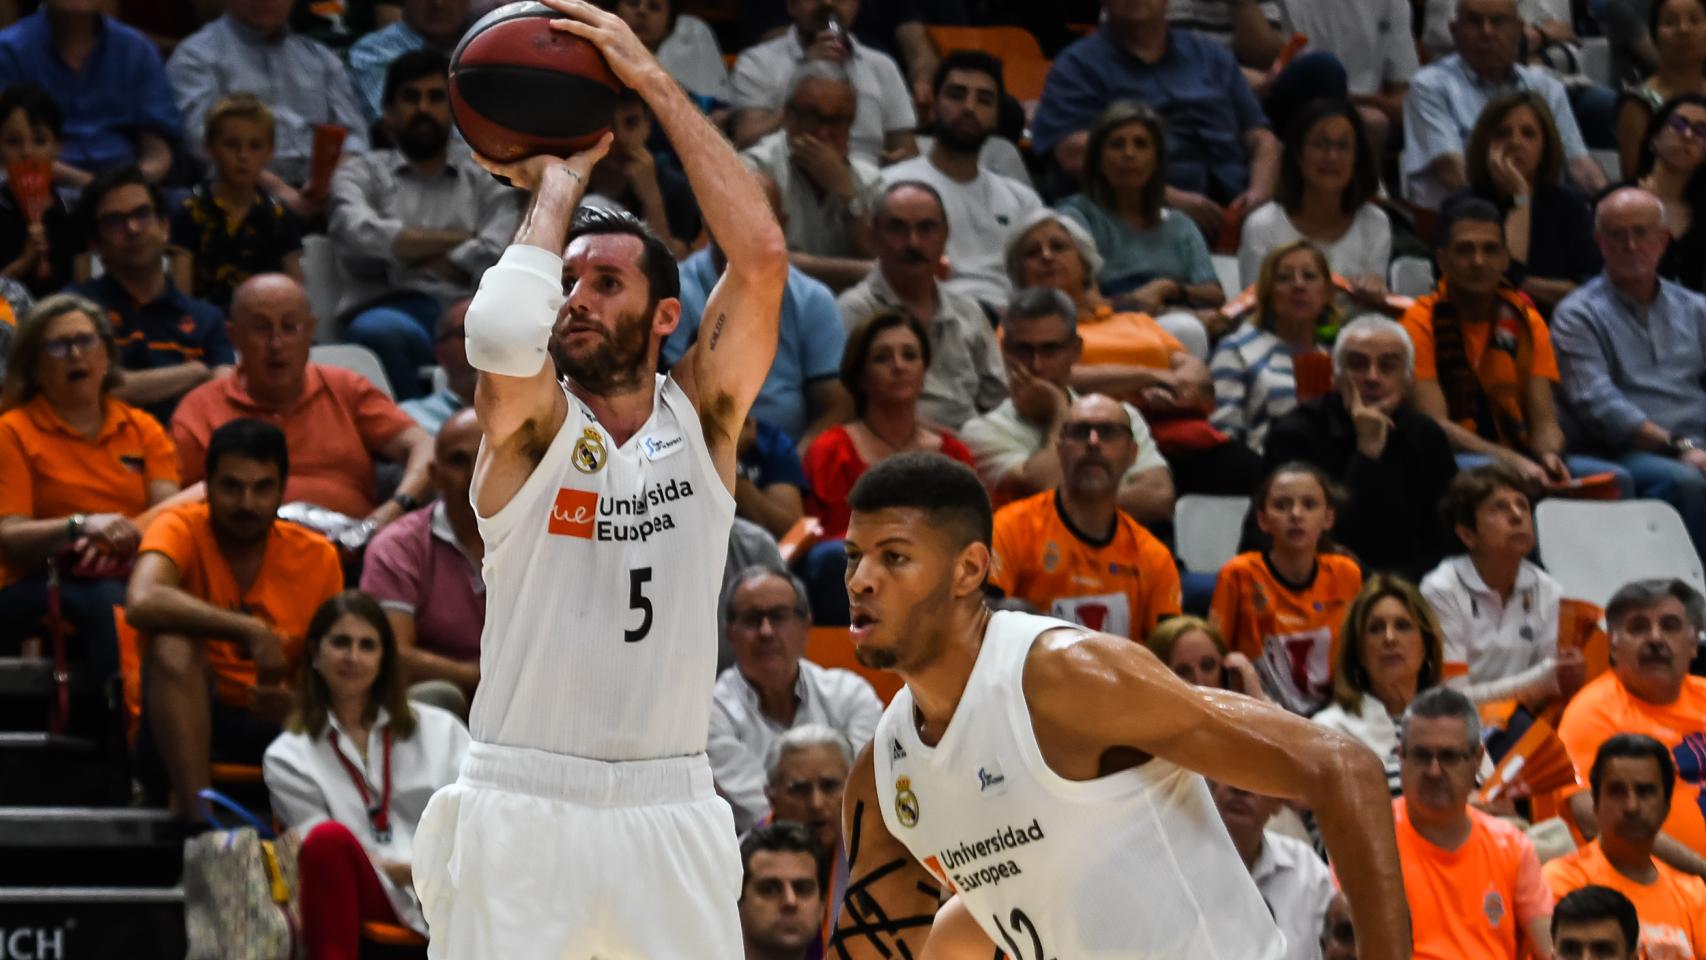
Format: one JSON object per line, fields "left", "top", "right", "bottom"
{"left": 0, "top": 571, "right": 126, "bottom": 682}
{"left": 1619, "top": 451, "right": 1706, "bottom": 564}
{"left": 1452, "top": 453, "right": 1637, "bottom": 499}
{"left": 342, "top": 292, "right": 441, "bottom": 400}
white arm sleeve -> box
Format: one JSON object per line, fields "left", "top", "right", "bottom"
{"left": 465, "top": 243, "right": 566, "bottom": 378}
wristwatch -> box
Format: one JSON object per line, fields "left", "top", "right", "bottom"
{"left": 844, "top": 194, "right": 869, "bottom": 221}
{"left": 391, "top": 492, "right": 422, "bottom": 512}
{"left": 1669, "top": 436, "right": 1698, "bottom": 458}
{"left": 66, "top": 513, "right": 86, "bottom": 541}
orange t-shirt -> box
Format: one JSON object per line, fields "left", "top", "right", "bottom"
{"left": 1075, "top": 304, "right": 1185, "bottom": 370}
{"left": 0, "top": 394, "right": 179, "bottom": 584}
{"left": 989, "top": 490, "right": 1180, "bottom": 639}
{"left": 1400, "top": 285, "right": 1559, "bottom": 439}
{"left": 137, "top": 502, "right": 343, "bottom": 706}
{"left": 1394, "top": 798, "right": 1554, "bottom": 960}
{"left": 1543, "top": 839, "right": 1706, "bottom": 959}
{"left": 169, "top": 363, "right": 414, "bottom": 519}
{"left": 1559, "top": 672, "right": 1706, "bottom": 860}
{"left": 1208, "top": 551, "right": 1362, "bottom": 714}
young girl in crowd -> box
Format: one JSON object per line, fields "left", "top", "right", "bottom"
{"left": 0, "top": 85, "right": 78, "bottom": 298}
{"left": 1210, "top": 462, "right": 1364, "bottom": 715}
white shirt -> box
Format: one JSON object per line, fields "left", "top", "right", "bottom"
{"left": 959, "top": 395, "right": 1169, "bottom": 490}
{"left": 1420, "top": 555, "right": 1564, "bottom": 704}
{"left": 656, "top": 13, "right": 732, "bottom": 102}
{"left": 1236, "top": 201, "right": 1393, "bottom": 289}
{"left": 879, "top": 155, "right": 1043, "bottom": 307}
{"left": 729, "top": 30, "right": 917, "bottom": 163}
{"left": 263, "top": 704, "right": 471, "bottom": 933}
{"left": 1252, "top": 831, "right": 1336, "bottom": 960}
{"left": 741, "top": 129, "right": 882, "bottom": 258}
{"left": 1279, "top": 0, "right": 1418, "bottom": 96}
{"left": 707, "top": 660, "right": 884, "bottom": 833}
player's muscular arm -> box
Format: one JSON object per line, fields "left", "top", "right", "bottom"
{"left": 1024, "top": 631, "right": 1413, "bottom": 960}
{"left": 833, "top": 745, "right": 942, "bottom": 960}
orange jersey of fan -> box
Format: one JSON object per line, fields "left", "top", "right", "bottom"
{"left": 989, "top": 490, "right": 1180, "bottom": 639}
{"left": 1543, "top": 839, "right": 1706, "bottom": 959}
{"left": 1209, "top": 551, "right": 1363, "bottom": 714}
{"left": 1394, "top": 798, "right": 1554, "bottom": 960}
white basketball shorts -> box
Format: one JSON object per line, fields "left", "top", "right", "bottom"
{"left": 413, "top": 741, "right": 742, "bottom": 959}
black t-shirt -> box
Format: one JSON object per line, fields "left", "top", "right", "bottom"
{"left": 0, "top": 185, "right": 78, "bottom": 300}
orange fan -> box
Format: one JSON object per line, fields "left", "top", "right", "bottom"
{"left": 6, "top": 159, "right": 52, "bottom": 223}
{"left": 1478, "top": 719, "right": 1578, "bottom": 805}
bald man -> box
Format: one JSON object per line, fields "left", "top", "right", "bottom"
{"left": 362, "top": 407, "right": 485, "bottom": 700}
{"left": 169, "top": 273, "right": 436, "bottom": 527}
{"left": 1553, "top": 187, "right": 1706, "bottom": 566}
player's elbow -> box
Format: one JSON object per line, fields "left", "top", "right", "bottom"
{"left": 1310, "top": 731, "right": 1389, "bottom": 806}
{"left": 465, "top": 246, "right": 564, "bottom": 377}
{"left": 726, "top": 221, "right": 790, "bottom": 288}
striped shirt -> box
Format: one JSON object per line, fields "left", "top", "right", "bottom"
{"left": 1167, "top": 0, "right": 1283, "bottom": 50}
{"left": 1210, "top": 324, "right": 1299, "bottom": 451}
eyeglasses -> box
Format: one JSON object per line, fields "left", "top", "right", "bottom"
{"left": 732, "top": 605, "right": 806, "bottom": 630}
{"left": 1004, "top": 339, "right": 1072, "bottom": 362}
{"left": 777, "top": 776, "right": 845, "bottom": 801}
{"left": 1060, "top": 421, "right": 1133, "bottom": 442}
{"left": 1401, "top": 746, "right": 1475, "bottom": 769}
{"left": 94, "top": 204, "right": 157, "bottom": 234}
{"left": 1667, "top": 113, "right": 1706, "bottom": 140}
{"left": 43, "top": 333, "right": 100, "bottom": 358}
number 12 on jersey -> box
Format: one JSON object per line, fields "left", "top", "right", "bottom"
{"left": 626, "top": 567, "right": 653, "bottom": 643}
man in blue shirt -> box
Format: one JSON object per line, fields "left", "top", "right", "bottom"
{"left": 348, "top": 0, "right": 471, "bottom": 124}
{"left": 1030, "top": 0, "right": 1279, "bottom": 239}
{"left": 0, "top": 0, "right": 183, "bottom": 184}
{"left": 1553, "top": 187, "right": 1706, "bottom": 565}
{"left": 72, "top": 167, "right": 233, "bottom": 425}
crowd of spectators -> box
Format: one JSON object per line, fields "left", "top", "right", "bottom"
{"left": 0, "top": 0, "right": 1704, "bottom": 957}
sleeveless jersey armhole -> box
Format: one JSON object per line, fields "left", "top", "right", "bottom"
{"left": 661, "top": 376, "right": 736, "bottom": 516}
{"left": 473, "top": 381, "right": 579, "bottom": 550}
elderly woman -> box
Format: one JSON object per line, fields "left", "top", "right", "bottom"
{"left": 264, "top": 590, "right": 469, "bottom": 960}
{"left": 1056, "top": 102, "right": 1224, "bottom": 313}
{"left": 1145, "top": 616, "right": 1264, "bottom": 698}
{"left": 0, "top": 293, "right": 179, "bottom": 678}
{"left": 1210, "top": 241, "right": 1342, "bottom": 451}
{"left": 1004, "top": 208, "right": 1198, "bottom": 402}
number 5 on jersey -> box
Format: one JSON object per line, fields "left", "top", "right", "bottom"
{"left": 626, "top": 567, "right": 654, "bottom": 643}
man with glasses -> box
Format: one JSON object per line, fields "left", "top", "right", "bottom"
{"left": 1393, "top": 686, "right": 1556, "bottom": 959}
{"left": 710, "top": 564, "right": 882, "bottom": 833}
{"left": 758, "top": 725, "right": 855, "bottom": 959}
{"left": 1560, "top": 579, "right": 1706, "bottom": 871}
{"left": 839, "top": 180, "right": 1005, "bottom": 430}
{"left": 1553, "top": 188, "right": 1706, "bottom": 569}
{"left": 988, "top": 393, "right": 1181, "bottom": 639}
{"left": 72, "top": 166, "right": 234, "bottom": 425}
{"left": 961, "top": 286, "right": 1174, "bottom": 527}
{"left": 743, "top": 60, "right": 881, "bottom": 292}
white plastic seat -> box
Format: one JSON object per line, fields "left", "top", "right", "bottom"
{"left": 310, "top": 343, "right": 394, "bottom": 399}
{"left": 1174, "top": 494, "right": 1251, "bottom": 573}
{"left": 300, "top": 235, "right": 344, "bottom": 343}
{"left": 1211, "top": 254, "right": 1242, "bottom": 301}
{"left": 1535, "top": 499, "right": 1705, "bottom": 609}
{"left": 1388, "top": 256, "right": 1435, "bottom": 298}
{"left": 1156, "top": 310, "right": 1210, "bottom": 361}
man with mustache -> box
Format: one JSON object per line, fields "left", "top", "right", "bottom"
{"left": 329, "top": 49, "right": 523, "bottom": 400}
{"left": 987, "top": 392, "right": 1180, "bottom": 639}
{"left": 838, "top": 180, "right": 1006, "bottom": 431}
{"left": 126, "top": 418, "right": 345, "bottom": 820}
{"left": 1560, "top": 579, "right": 1706, "bottom": 875}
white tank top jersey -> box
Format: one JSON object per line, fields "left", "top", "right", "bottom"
{"left": 468, "top": 374, "right": 735, "bottom": 760}
{"left": 872, "top": 611, "right": 1286, "bottom": 960}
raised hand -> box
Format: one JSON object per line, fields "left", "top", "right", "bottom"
{"left": 1342, "top": 380, "right": 1392, "bottom": 460}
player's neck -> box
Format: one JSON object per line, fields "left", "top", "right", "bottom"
{"left": 1598, "top": 835, "right": 1660, "bottom": 884}
{"left": 569, "top": 378, "right": 656, "bottom": 448}
{"left": 904, "top": 604, "right": 994, "bottom": 747}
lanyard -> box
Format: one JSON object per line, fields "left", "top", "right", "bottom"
{"left": 329, "top": 727, "right": 393, "bottom": 844}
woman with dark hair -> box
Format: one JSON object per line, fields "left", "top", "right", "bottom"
{"left": 1457, "top": 92, "right": 1601, "bottom": 313}
{"left": 1237, "top": 99, "right": 1392, "bottom": 306}
{"left": 0, "top": 293, "right": 179, "bottom": 676}
{"left": 1615, "top": 0, "right": 1706, "bottom": 177}
{"left": 264, "top": 590, "right": 469, "bottom": 960}
{"left": 1634, "top": 91, "right": 1706, "bottom": 290}
{"left": 0, "top": 84, "right": 78, "bottom": 297}
{"left": 802, "top": 311, "right": 977, "bottom": 539}
{"left": 1057, "top": 101, "right": 1224, "bottom": 314}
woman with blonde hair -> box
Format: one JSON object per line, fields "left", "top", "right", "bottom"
{"left": 1145, "top": 615, "right": 1264, "bottom": 697}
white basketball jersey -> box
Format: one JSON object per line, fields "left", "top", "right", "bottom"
{"left": 872, "top": 611, "right": 1285, "bottom": 960}
{"left": 469, "top": 375, "right": 734, "bottom": 760}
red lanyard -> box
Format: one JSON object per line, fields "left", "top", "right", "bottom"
{"left": 329, "top": 727, "right": 393, "bottom": 843}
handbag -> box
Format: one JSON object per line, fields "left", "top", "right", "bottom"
{"left": 183, "top": 789, "right": 302, "bottom": 960}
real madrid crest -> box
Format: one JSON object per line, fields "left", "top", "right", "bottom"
{"left": 572, "top": 428, "right": 607, "bottom": 474}
{"left": 894, "top": 776, "right": 920, "bottom": 828}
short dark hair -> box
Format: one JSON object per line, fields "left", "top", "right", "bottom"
{"left": 564, "top": 205, "right": 681, "bottom": 310}
{"left": 1399, "top": 685, "right": 1480, "bottom": 749}
{"left": 932, "top": 48, "right": 1005, "bottom": 102}
{"left": 1436, "top": 195, "right": 1504, "bottom": 250}
{"left": 1440, "top": 463, "right": 1531, "bottom": 535}
{"left": 1550, "top": 886, "right": 1638, "bottom": 953}
{"left": 839, "top": 310, "right": 932, "bottom": 415}
{"left": 1279, "top": 99, "right": 1377, "bottom": 217}
{"left": 848, "top": 452, "right": 993, "bottom": 550}
{"left": 1605, "top": 578, "right": 1706, "bottom": 633}
{"left": 1590, "top": 732, "right": 1677, "bottom": 806}
{"left": 1635, "top": 92, "right": 1706, "bottom": 219}
{"left": 204, "top": 418, "right": 290, "bottom": 484}
{"left": 739, "top": 821, "right": 821, "bottom": 892}
{"left": 0, "top": 84, "right": 63, "bottom": 141}
{"left": 76, "top": 165, "right": 164, "bottom": 247}
{"left": 383, "top": 49, "right": 451, "bottom": 107}
{"left": 1651, "top": 0, "right": 1706, "bottom": 39}
{"left": 1467, "top": 92, "right": 1564, "bottom": 195}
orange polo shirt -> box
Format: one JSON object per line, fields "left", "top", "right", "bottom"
{"left": 169, "top": 363, "right": 414, "bottom": 519}
{"left": 1075, "top": 304, "right": 1185, "bottom": 370}
{"left": 0, "top": 394, "right": 178, "bottom": 584}
{"left": 1559, "top": 672, "right": 1706, "bottom": 860}
{"left": 137, "top": 502, "right": 343, "bottom": 706}
{"left": 1400, "top": 283, "right": 1559, "bottom": 440}
{"left": 1543, "top": 839, "right": 1706, "bottom": 958}
{"left": 1208, "top": 551, "right": 1362, "bottom": 714}
{"left": 1394, "top": 798, "right": 1554, "bottom": 960}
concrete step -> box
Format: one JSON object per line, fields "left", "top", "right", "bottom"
{"left": 0, "top": 733, "right": 132, "bottom": 807}
{"left": 0, "top": 807, "right": 178, "bottom": 847}
{"left": 0, "top": 658, "right": 51, "bottom": 698}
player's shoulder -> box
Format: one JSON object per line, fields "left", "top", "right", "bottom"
{"left": 847, "top": 736, "right": 879, "bottom": 800}
{"left": 1025, "top": 623, "right": 1164, "bottom": 706}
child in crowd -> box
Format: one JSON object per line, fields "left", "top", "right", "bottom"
{"left": 1210, "top": 462, "right": 1364, "bottom": 715}
{"left": 168, "top": 94, "right": 305, "bottom": 310}
{"left": 0, "top": 85, "right": 78, "bottom": 298}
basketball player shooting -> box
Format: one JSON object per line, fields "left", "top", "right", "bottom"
{"left": 407, "top": 2, "right": 788, "bottom": 957}
{"left": 831, "top": 454, "right": 1413, "bottom": 960}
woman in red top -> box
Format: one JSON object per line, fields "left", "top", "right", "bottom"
{"left": 803, "top": 310, "right": 977, "bottom": 538}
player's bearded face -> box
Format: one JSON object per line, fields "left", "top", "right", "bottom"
{"left": 551, "top": 302, "right": 653, "bottom": 395}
